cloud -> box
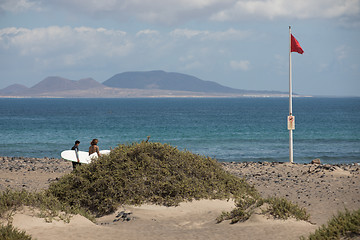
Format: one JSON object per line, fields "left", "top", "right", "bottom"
{"left": 136, "top": 29, "right": 160, "bottom": 37}
{"left": 41, "top": 0, "right": 233, "bottom": 25}
{"left": 335, "top": 45, "right": 347, "bottom": 60}
{"left": 318, "top": 63, "right": 329, "bottom": 72}
{"left": 0, "top": 26, "right": 132, "bottom": 61}
{"left": 0, "top": 0, "right": 42, "bottom": 13}
{"left": 230, "top": 60, "right": 250, "bottom": 71}
{"left": 0, "top": 26, "right": 249, "bottom": 67}
{"left": 211, "top": 0, "right": 360, "bottom": 21}
{"left": 4, "top": 0, "right": 358, "bottom": 25}
{"left": 170, "top": 29, "right": 210, "bottom": 39}
{"left": 1, "top": 25, "right": 247, "bottom": 76}
{"left": 178, "top": 54, "right": 204, "bottom": 70}
{"left": 0, "top": 26, "right": 134, "bottom": 77}
{"left": 7, "top": 0, "right": 360, "bottom": 25}
{"left": 170, "top": 28, "right": 250, "bottom": 41}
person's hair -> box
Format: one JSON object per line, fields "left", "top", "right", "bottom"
{"left": 75, "top": 140, "right": 80, "bottom": 145}
{"left": 91, "top": 139, "right": 98, "bottom": 145}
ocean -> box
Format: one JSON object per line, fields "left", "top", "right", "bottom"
{"left": 0, "top": 97, "right": 359, "bottom": 164}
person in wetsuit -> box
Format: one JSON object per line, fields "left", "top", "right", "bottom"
{"left": 71, "top": 140, "right": 81, "bottom": 170}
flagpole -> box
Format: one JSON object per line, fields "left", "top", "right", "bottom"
{"left": 289, "top": 26, "right": 294, "bottom": 163}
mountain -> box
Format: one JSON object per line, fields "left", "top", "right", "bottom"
{"left": 0, "top": 71, "right": 291, "bottom": 98}
{"left": 103, "top": 70, "right": 249, "bottom": 94}
{"left": 28, "top": 76, "right": 105, "bottom": 93}
{"left": 0, "top": 84, "right": 29, "bottom": 95}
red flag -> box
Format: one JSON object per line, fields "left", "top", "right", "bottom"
{"left": 291, "top": 34, "right": 304, "bottom": 54}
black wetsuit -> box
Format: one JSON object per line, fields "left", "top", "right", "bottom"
{"left": 71, "top": 145, "right": 81, "bottom": 169}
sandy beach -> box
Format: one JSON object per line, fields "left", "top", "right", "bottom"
{"left": 1, "top": 156, "right": 359, "bottom": 240}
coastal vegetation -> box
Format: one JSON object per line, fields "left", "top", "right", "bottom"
{"left": 0, "top": 189, "right": 93, "bottom": 222}
{"left": 217, "top": 196, "right": 310, "bottom": 224}
{"left": 0, "top": 189, "right": 93, "bottom": 240}
{"left": 0, "top": 224, "right": 32, "bottom": 240}
{"left": 0, "top": 141, "right": 262, "bottom": 221}
{"left": 7, "top": 140, "right": 358, "bottom": 240}
{"left": 48, "top": 141, "right": 259, "bottom": 216}
{"left": 301, "top": 208, "right": 360, "bottom": 240}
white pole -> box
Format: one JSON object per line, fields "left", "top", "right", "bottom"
{"left": 289, "top": 26, "right": 294, "bottom": 163}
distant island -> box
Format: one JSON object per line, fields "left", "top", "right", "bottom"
{"left": 0, "top": 70, "right": 291, "bottom": 98}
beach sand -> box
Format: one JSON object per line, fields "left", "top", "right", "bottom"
{"left": 1, "top": 157, "right": 359, "bottom": 240}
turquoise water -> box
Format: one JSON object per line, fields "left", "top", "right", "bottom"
{"left": 0, "top": 98, "right": 359, "bottom": 164}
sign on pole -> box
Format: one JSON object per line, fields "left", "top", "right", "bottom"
{"left": 287, "top": 115, "right": 295, "bottom": 130}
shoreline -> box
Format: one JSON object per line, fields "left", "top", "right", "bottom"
{"left": 1, "top": 156, "right": 359, "bottom": 239}
{"left": 1, "top": 155, "right": 359, "bottom": 166}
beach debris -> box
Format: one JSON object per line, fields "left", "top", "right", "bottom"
{"left": 113, "top": 211, "right": 133, "bottom": 222}
{"left": 311, "top": 159, "right": 321, "bottom": 164}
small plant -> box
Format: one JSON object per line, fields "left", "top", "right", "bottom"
{"left": 0, "top": 189, "right": 95, "bottom": 223}
{"left": 0, "top": 189, "right": 33, "bottom": 218}
{"left": 262, "top": 197, "right": 310, "bottom": 221}
{"left": 0, "top": 224, "right": 33, "bottom": 240}
{"left": 217, "top": 194, "right": 260, "bottom": 224}
{"left": 301, "top": 208, "right": 360, "bottom": 240}
{"left": 217, "top": 208, "right": 252, "bottom": 224}
{"left": 217, "top": 196, "right": 309, "bottom": 224}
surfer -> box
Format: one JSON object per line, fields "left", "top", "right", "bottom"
{"left": 71, "top": 140, "right": 81, "bottom": 169}
{"left": 89, "top": 138, "right": 101, "bottom": 157}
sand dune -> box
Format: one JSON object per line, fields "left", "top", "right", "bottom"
{"left": 10, "top": 200, "right": 317, "bottom": 240}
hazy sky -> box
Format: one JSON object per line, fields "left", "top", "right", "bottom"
{"left": 0, "top": 0, "right": 359, "bottom": 96}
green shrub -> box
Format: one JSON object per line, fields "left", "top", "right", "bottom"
{"left": 48, "top": 141, "right": 259, "bottom": 217}
{"left": 0, "top": 189, "right": 94, "bottom": 223}
{"left": 262, "top": 197, "right": 310, "bottom": 221}
{"left": 217, "top": 194, "right": 259, "bottom": 224}
{"left": 0, "top": 189, "right": 33, "bottom": 218}
{"left": 0, "top": 224, "right": 32, "bottom": 240}
{"left": 217, "top": 207, "right": 252, "bottom": 224}
{"left": 302, "top": 208, "right": 360, "bottom": 240}
{"left": 217, "top": 196, "right": 309, "bottom": 224}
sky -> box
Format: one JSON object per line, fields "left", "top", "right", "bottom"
{"left": 0, "top": 0, "right": 359, "bottom": 96}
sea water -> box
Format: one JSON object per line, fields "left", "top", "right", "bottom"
{"left": 0, "top": 98, "right": 359, "bottom": 164}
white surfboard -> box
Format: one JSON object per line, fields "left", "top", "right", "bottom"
{"left": 86, "top": 150, "right": 111, "bottom": 161}
{"left": 61, "top": 150, "right": 91, "bottom": 164}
